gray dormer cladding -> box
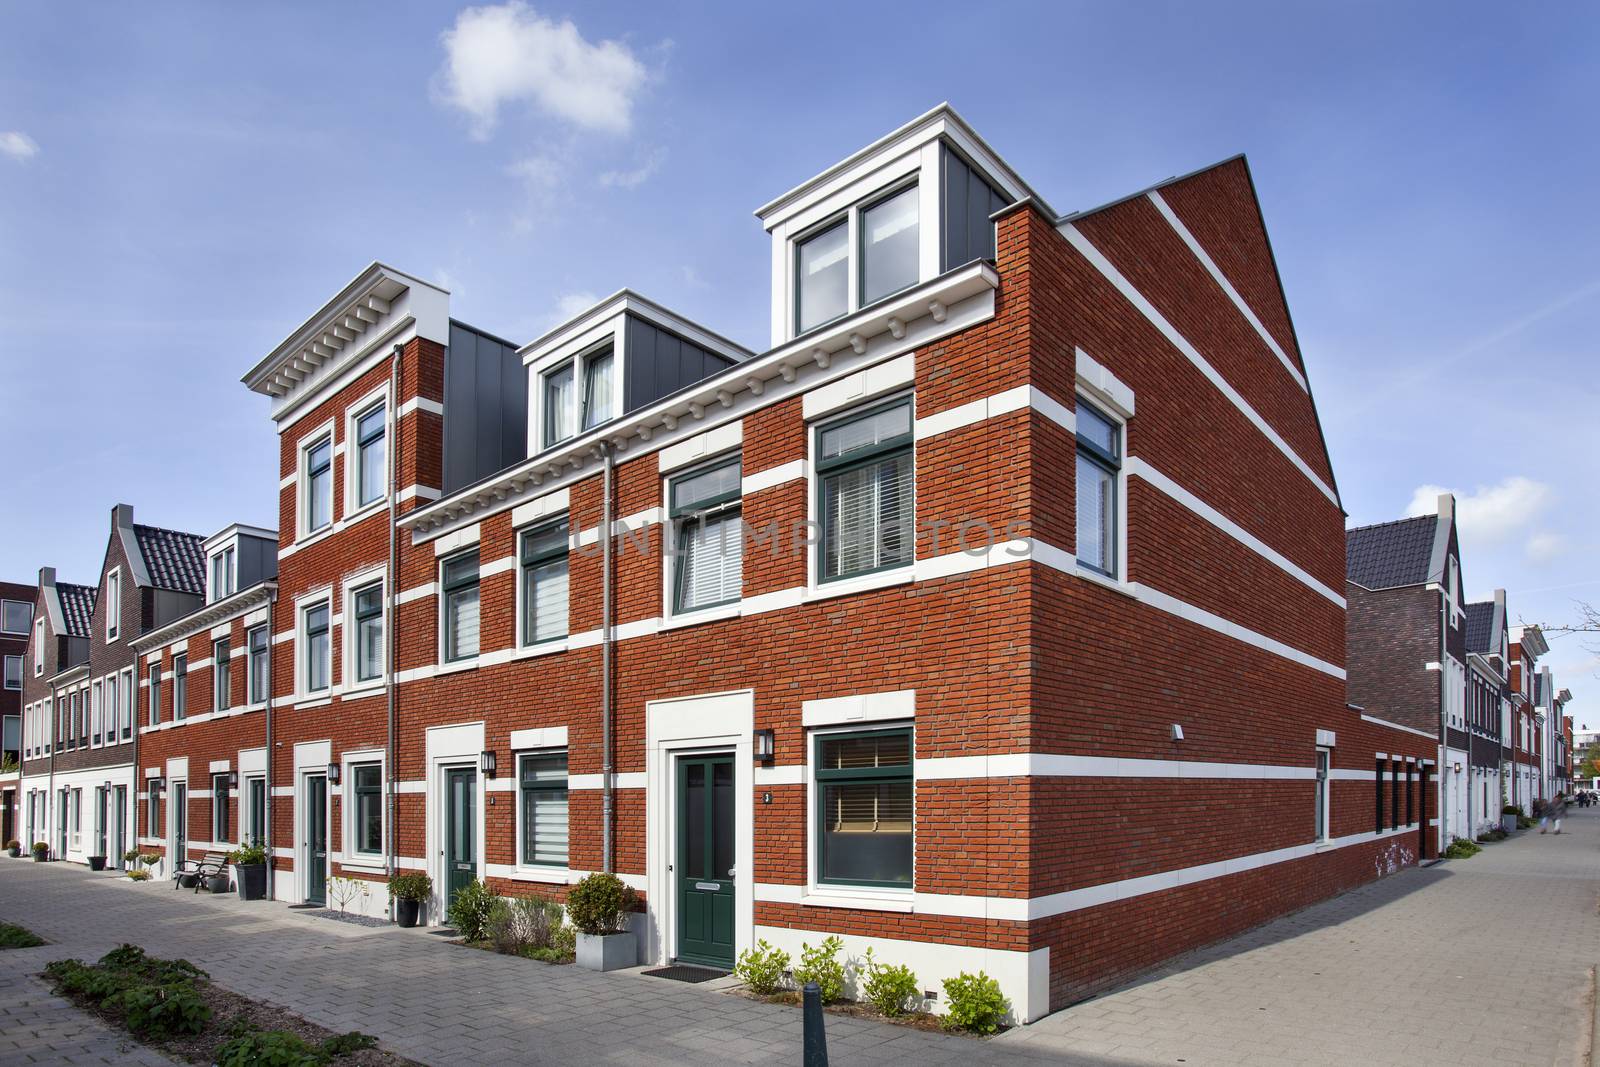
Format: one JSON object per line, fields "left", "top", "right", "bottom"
{"left": 941, "top": 144, "right": 1011, "bottom": 272}
{"left": 622, "top": 313, "right": 741, "bottom": 414}
{"left": 235, "top": 532, "right": 278, "bottom": 591}
{"left": 444, "top": 321, "right": 527, "bottom": 494}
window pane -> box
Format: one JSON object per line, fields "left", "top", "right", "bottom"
{"left": 357, "top": 615, "right": 383, "bottom": 681}
{"left": 678, "top": 510, "right": 742, "bottom": 611}
{"left": 1077, "top": 403, "right": 1119, "bottom": 457}
{"left": 357, "top": 407, "right": 387, "bottom": 507}
{"left": 544, "top": 363, "right": 575, "bottom": 446}
{"left": 1, "top": 600, "right": 30, "bottom": 634}
{"left": 447, "top": 586, "right": 480, "bottom": 660}
{"left": 861, "top": 186, "right": 919, "bottom": 304}
{"left": 521, "top": 521, "right": 568, "bottom": 563}
{"left": 819, "top": 403, "right": 912, "bottom": 462}
{"left": 671, "top": 460, "right": 741, "bottom": 514}
{"left": 354, "top": 765, "right": 382, "bottom": 854}
{"left": 1075, "top": 455, "right": 1115, "bottom": 574}
{"left": 820, "top": 781, "right": 912, "bottom": 885}
{"left": 524, "top": 557, "right": 568, "bottom": 644}
{"left": 797, "top": 220, "right": 848, "bottom": 332}
{"left": 307, "top": 439, "right": 332, "bottom": 530}
{"left": 822, "top": 452, "right": 913, "bottom": 580}
{"left": 3, "top": 655, "right": 19, "bottom": 689}
{"left": 582, "top": 348, "right": 614, "bottom": 430}
{"left": 305, "top": 606, "right": 329, "bottom": 691}
{"left": 443, "top": 553, "right": 479, "bottom": 589}
{"left": 820, "top": 732, "right": 911, "bottom": 770}
{"left": 520, "top": 753, "right": 568, "bottom": 867}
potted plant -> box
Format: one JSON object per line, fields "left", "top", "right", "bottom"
{"left": 87, "top": 855, "right": 107, "bottom": 872}
{"left": 1501, "top": 803, "right": 1522, "bottom": 834}
{"left": 388, "top": 872, "right": 432, "bottom": 928}
{"left": 206, "top": 867, "right": 231, "bottom": 894}
{"left": 229, "top": 843, "right": 268, "bottom": 900}
{"left": 567, "top": 872, "right": 638, "bottom": 971}
{"left": 123, "top": 848, "right": 141, "bottom": 868}
{"left": 177, "top": 865, "right": 199, "bottom": 889}
{"left": 5, "top": 840, "right": 19, "bottom": 858}
{"left": 30, "top": 842, "right": 49, "bottom": 863}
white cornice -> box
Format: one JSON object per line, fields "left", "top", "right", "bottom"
{"left": 401, "top": 261, "right": 1000, "bottom": 541}
{"left": 519, "top": 289, "right": 753, "bottom": 369}
{"left": 129, "top": 583, "right": 276, "bottom": 653}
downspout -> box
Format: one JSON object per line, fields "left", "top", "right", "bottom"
{"left": 1437, "top": 588, "right": 1448, "bottom": 854}
{"left": 386, "top": 345, "right": 401, "bottom": 907}
{"left": 601, "top": 440, "right": 615, "bottom": 875}
{"left": 264, "top": 585, "right": 277, "bottom": 899}
{"left": 46, "top": 681, "right": 56, "bottom": 856}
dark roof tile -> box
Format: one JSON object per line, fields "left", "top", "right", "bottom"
{"left": 57, "top": 583, "right": 96, "bottom": 637}
{"left": 1465, "top": 601, "right": 1496, "bottom": 655}
{"left": 1347, "top": 515, "right": 1437, "bottom": 590}
{"left": 133, "top": 525, "right": 207, "bottom": 596}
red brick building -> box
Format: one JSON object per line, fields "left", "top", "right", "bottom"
{"left": 1, "top": 578, "right": 35, "bottom": 843}
{"left": 195, "top": 106, "right": 1433, "bottom": 1019}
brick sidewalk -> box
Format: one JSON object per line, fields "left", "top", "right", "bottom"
{"left": 2, "top": 813, "right": 1596, "bottom": 1066}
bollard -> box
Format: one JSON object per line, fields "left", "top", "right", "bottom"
{"left": 802, "top": 980, "right": 829, "bottom": 1067}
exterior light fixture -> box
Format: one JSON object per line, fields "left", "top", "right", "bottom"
{"left": 326, "top": 763, "right": 341, "bottom": 785}
{"left": 226, "top": 772, "right": 238, "bottom": 789}
{"left": 754, "top": 729, "right": 775, "bottom": 762}
{"left": 480, "top": 750, "right": 497, "bottom": 777}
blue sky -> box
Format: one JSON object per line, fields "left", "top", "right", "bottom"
{"left": 2, "top": 3, "right": 1597, "bottom": 711}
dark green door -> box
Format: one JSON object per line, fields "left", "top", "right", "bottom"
{"left": 676, "top": 754, "right": 735, "bottom": 968}
{"left": 445, "top": 767, "right": 477, "bottom": 913}
{"left": 305, "top": 775, "right": 327, "bottom": 905}
{"left": 172, "top": 783, "right": 187, "bottom": 862}
{"left": 112, "top": 787, "right": 127, "bottom": 870}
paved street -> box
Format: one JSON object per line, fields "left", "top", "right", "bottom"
{"left": 1, "top": 812, "right": 1596, "bottom": 1066}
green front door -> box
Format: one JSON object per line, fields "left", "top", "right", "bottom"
{"left": 112, "top": 787, "right": 127, "bottom": 870}
{"left": 305, "top": 775, "right": 327, "bottom": 905}
{"left": 676, "top": 754, "right": 736, "bottom": 968}
{"left": 445, "top": 767, "right": 477, "bottom": 913}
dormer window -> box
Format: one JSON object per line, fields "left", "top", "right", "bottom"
{"left": 860, "top": 184, "right": 919, "bottom": 305}
{"left": 541, "top": 342, "right": 616, "bottom": 448}
{"left": 209, "top": 546, "right": 235, "bottom": 603}
{"left": 797, "top": 219, "right": 849, "bottom": 333}
{"left": 581, "top": 345, "right": 615, "bottom": 430}
{"left": 794, "top": 182, "right": 920, "bottom": 336}
{"left": 542, "top": 361, "right": 576, "bottom": 447}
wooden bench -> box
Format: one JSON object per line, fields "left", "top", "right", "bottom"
{"left": 172, "top": 851, "right": 230, "bottom": 893}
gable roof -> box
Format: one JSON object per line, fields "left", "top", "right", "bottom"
{"left": 1465, "top": 601, "right": 1496, "bottom": 654}
{"left": 1346, "top": 515, "right": 1438, "bottom": 590}
{"left": 132, "top": 525, "right": 206, "bottom": 596}
{"left": 56, "top": 583, "right": 97, "bottom": 637}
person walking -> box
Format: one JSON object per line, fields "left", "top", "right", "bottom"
{"left": 1550, "top": 793, "right": 1567, "bottom": 834}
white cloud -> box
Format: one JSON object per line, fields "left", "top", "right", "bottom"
{"left": 599, "top": 148, "right": 664, "bottom": 189}
{"left": 550, "top": 291, "right": 598, "bottom": 326}
{"left": 1405, "top": 476, "right": 1553, "bottom": 547}
{"left": 436, "top": 3, "right": 645, "bottom": 139}
{"left": 506, "top": 152, "right": 564, "bottom": 188}
{"left": 1526, "top": 531, "right": 1568, "bottom": 565}
{"left": 0, "top": 131, "right": 39, "bottom": 161}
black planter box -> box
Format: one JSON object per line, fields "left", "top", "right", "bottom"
{"left": 178, "top": 872, "right": 198, "bottom": 888}
{"left": 206, "top": 873, "right": 231, "bottom": 894}
{"left": 237, "top": 863, "right": 267, "bottom": 900}
{"left": 395, "top": 898, "right": 422, "bottom": 928}
{"left": 88, "top": 856, "right": 106, "bottom": 871}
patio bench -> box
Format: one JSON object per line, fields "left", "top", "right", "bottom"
{"left": 172, "top": 851, "right": 230, "bottom": 893}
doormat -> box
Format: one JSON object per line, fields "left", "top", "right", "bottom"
{"left": 642, "top": 965, "right": 728, "bottom": 984}
{"left": 287, "top": 904, "right": 321, "bottom": 910}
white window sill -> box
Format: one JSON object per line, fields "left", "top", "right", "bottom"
{"left": 341, "top": 680, "right": 386, "bottom": 700}
{"left": 511, "top": 639, "right": 570, "bottom": 661}
{"left": 435, "top": 657, "right": 479, "bottom": 678}
{"left": 343, "top": 499, "right": 386, "bottom": 528}
{"left": 1072, "top": 563, "right": 1137, "bottom": 599}
{"left": 295, "top": 525, "right": 337, "bottom": 551}
{"left": 799, "top": 887, "right": 915, "bottom": 913}
{"left": 659, "top": 603, "right": 742, "bottom": 631}
{"left": 1313, "top": 838, "right": 1337, "bottom": 852}
{"left": 508, "top": 866, "right": 575, "bottom": 885}
{"left": 293, "top": 695, "right": 332, "bottom": 711}
{"left": 805, "top": 568, "right": 914, "bottom": 604}
{"left": 340, "top": 859, "right": 387, "bottom": 875}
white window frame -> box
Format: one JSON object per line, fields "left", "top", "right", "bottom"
{"left": 664, "top": 454, "right": 744, "bottom": 620}
{"left": 438, "top": 550, "right": 480, "bottom": 666}
{"left": 213, "top": 637, "right": 231, "bottom": 712}
{"left": 243, "top": 773, "right": 267, "bottom": 847}
{"left": 1, "top": 598, "right": 31, "bottom": 635}
{"left": 513, "top": 741, "right": 570, "bottom": 879}
{"left": 104, "top": 567, "right": 122, "bottom": 642}
{"left": 805, "top": 393, "right": 917, "bottom": 594}
{"left": 343, "top": 385, "right": 391, "bottom": 522}
{"left": 91, "top": 680, "right": 103, "bottom": 747}
{"left": 295, "top": 589, "right": 335, "bottom": 699}
{"left": 342, "top": 565, "right": 388, "bottom": 693}
{"left": 341, "top": 750, "right": 386, "bottom": 872}
{"left": 804, "top": 722, "right": 917, "bottom": 905}
{"left": 3, "top": 654, "right": 19, "bottom": 691}
{"left": 296, "top": 420, "right": 337, "bottom": 542}
{"left": 33, "top": 616, "right": 44, "bottom": 676}
{"left": 208, "top": 545, "right": 236, "bottom": 603}
{"left": 526, "top": 313, "right": 627, "bottom": 455}
{"left": 173, "top": 653, "right": 188, "bottom": 721}
{"left": 246, "top": 625, "right": 270, "bottom": 706}
{"left": 119, "top": 667, "right": 134, "bottom": 740}
{"left": 1314, "top": 746, "right": 1332, "bottom": 842}
{"left": 791, "top": 174, "right": 923, "bottom": 339}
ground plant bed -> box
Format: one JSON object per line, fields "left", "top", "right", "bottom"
{"left": 454, "top": 937, "right": 575, "bottom": 964}
{"left": 43, "top": 944, "right": 418, "bottom": 1066}
{"left": 0, "top": 922, "right": 46, "bottom": 949}
{"left": 732, "top": 986, "right": 959, "bottom": 1035}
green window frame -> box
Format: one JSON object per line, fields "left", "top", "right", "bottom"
{"left": 520, "top": 520, "right": 569, "bottom": 646}
{"left": 305, "top": 436, "right": 333, "bottom": 532}
{"left": 213, "top": 638, "right": 230, "bottom": 712}
{"left": 354, "top": 403, "right": 387, "bottom": 508}
{"left": 670, "top": 456, "right": 743, "bottom": 613}
{"left": 815, "top": 397, "right": 915, "bottom": 582}
{"left": 353, "top": 583, "right": 384, "bottom": 682}
{"left": 814, "top": 727, "right": 913, "bottom": 889}
{"left": 1075, "top": 397, "right": 1121, "bottom": 578}
{"left": 148, "top": 665, "right": 160, "bottom": 726}
{"left": 247, "top": 626, "right": 269, "bottom": 704}
{"left": 858, "top": 181, "right": 919, "bottom": 307}
{"left": 442, "top": 550, "right": 480, "bottom": 662}
{"left": 173, "top": 654, "right": 187, "bottom": 720}
{"left": 351, "top": 763, "right": 382, "bottom": 857}
{"left": 246, "top": 776, "right": 266, "bottom": 847}
{"left": 212, "top": 773, "right": 230, "bottom": 842}
{"left": 520, "top": 751, "right": 569, "bottom": 868}
{"left": 304, "top": 604, "right": 330, "bottom": 692}
{"left": 795, "top": 217, "right": 849, "bottom": 335}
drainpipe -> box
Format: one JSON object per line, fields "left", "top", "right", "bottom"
{"left": 46, "top": 681, "right": 57, "bottom": 856}
{"left": 386, "top": 345, "right": 401, "bottom": 907}
{"left": 601, "top": 440, "right": 615, "bottom": 875}
{"left": 1436, "top": 584, "right": 1448, "bottom": 854}
{"left": 265, "top": 584, "right": 277, "bottom": 900}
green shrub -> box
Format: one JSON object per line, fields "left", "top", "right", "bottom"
{"left": 122, "top": 848, "right": 141, "bottom": 862}
{"left": 387, "top": 871, "right": 432, "bottom": 902}
{"left": 488, "top": 895, "right": 563, "bottom": 956}
{"left": 229, "top": 842, "right": 268, "bottom": 865}
{"left": 446, "top": 879, "right": 498, "bottom": 941}
{"left": 321, "top": 1031, "right": 378, "bottom": 1055}
{"left": 793, "top": 936, "right": 845, "bottom": 1003}
{"left": 565, "top": 872, "right": 636, "bottom": 935}
{"left": 860, "top": 948, "right": 919, "bottom": 1016}
{"left": 127, "top": 869, "right": 151, "bottom": 881}
{"left": 139, "top": 853, "right": 161, "bottom": 867}
{"left": 942, "top": 970, "right": 1008, "bottom": 1034}
{"left": 5, "top": 839, "right": 19, "bottom": 850}
{"left": 733, "top": 939, "right": 791, "bottom": 995}
{"left": 0, "top": 923, "right": 45, "bottom": 949}
{"left": 1443, "top": 837, "right": 1482, "bottom": 860}
{"left": 215, "top": 1028, "right": 326, "bottom": 1066}
{"left": 1502, "top": 803, "right": 1524, "bottom": 816}
{"left": 544, "top": 923, "right": 576, "bottom": 961}
{"left": 111, "top": 982, "right": 211, "bottom": 1037}
{"left": 31, "top": 842, "right": 48, "bottom": 857}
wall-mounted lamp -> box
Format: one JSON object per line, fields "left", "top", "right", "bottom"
{"left": 1452, "top": 762, "right": 1463, "bottom": 774}
{"left": 226, "top": 772, "right": 238, "bottom": 790}
{"left": 480, "top": 750, "right": 497, "bottom": 777}
{"left": 753, "top": 729, "right": 775, "bottom": 762}
{"left": 1170, "top": 724, "right": 1185, "bottom": 742}
{"left": 153, "top": 777, "right": 165, "bottom": 792}
{"left": 326, "top": 763, "right": 341, "bottom": 785}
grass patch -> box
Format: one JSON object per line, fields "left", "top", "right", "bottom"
{"left": 0, "top": 923, "right": 45, "bottom": 949}
{"left": 43, "top": 944, "right": 417, "bottom": 1065}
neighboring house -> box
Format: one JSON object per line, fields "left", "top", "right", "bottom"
{"left": 40, "top": 505, "right": 208, "bottom": 869}
{"left": 1464, "top": 590, "right": 1510, "bottom": 835}
{"left": 18, "top": 566, "right": 95, "bottom": 855}
{"left": 1507, "top": 625, "right": 1548, "bottom": 809}
{"left": 1, "top": 579, "right": 32, "bottom": 844}
{"left": 132, "top": 524, "right": 277, "bottom": 878}
{"left": 229, "top": 104, "right": 1431, "bottom": 1019}
{"left": 1346, "top": 493, "right": 1469, "bottom": 850}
